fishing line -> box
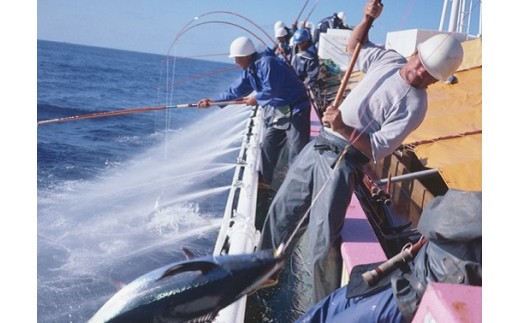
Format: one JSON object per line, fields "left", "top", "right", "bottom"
{"left": 197, "top": 11, "right": 278, "bottom": 47}
{"left": 176, "top": 53, "right": 230, "bottom": 59}
{"left": 174, "top": 21, "right": 270, "bottom": 49}
{"left": 163, "top": 13, "right": 253, "bottom": 127}
{"left": 159, "top": 15, "right": 271, "bottom": 141}
{"left": 153, "top": 12, "right": 276, "bottom": 233}
{"left": 398, "top": 0, "right": 417, "bottom": 31}
{"left": 165, "top": 46, "right": 177, "bottom": 133}
{"left": 166, "top": 10, "right": 277, "bottom": 58}
{"left": 162, "top": 19, "right": 270, "bottom": 109}
{"left": 162, "top": 65, "right": 241, "bottom": 88}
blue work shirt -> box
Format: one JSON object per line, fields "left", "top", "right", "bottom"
{"left": 214, "top": 49, "right": 309, "bottom": 114}
{"left": 291, "top": 44, "right": 320, "bottom": 87}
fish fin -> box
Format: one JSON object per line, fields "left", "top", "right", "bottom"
{"left": 182, "top": 247, "right": 196, "bottom": 260}
{"left": 158, "top": 261, "right": 219, "bottom": 280}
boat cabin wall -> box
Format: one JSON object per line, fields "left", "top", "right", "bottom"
{"left": 365, "top": 153, "right": 437, "bottom": 228}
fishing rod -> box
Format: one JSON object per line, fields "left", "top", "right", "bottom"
{"left": 164, "top": 13, "right": 277, "bottom": 112}
{"left": 204, "top": 11, "right": 277, "bottom": 47}
{"left": 164, "top": 13, "right": 280, "bottom": 100}
{"left": 323, "top": 0, "right": 383, "bottom": 170}
{"left": 37, "top": 100, "right": 246, "bottom": 126}
{"left": 168, "top": 11, "right": 277, "bottom": 57}
{"left": 332, "top": 0, "right": 382, "bottom": 109}
{"left": 295, "top": 0, "right": 311, "bottom": 26}
{"left": 174, "top": 21, "right": 269, "bottom": 51}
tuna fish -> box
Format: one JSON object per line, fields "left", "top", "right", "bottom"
{"left": 89, "top": 249, "right": 283, "bottom": 323}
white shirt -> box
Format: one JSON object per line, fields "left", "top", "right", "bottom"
{"left": 328, "top": 42, "right": 428, "bottom": 162}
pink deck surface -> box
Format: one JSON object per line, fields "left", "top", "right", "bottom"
{"left": 412, "top": 282, "right": 482, "bottom": 323}
{"left": 341, "top": 194, "right": 387, "bottom": 272}
{"left": 310, "top": 107, "right": 322, "bottom": 138}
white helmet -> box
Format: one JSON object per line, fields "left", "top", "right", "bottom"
{"left": 274, "top": 26, "right": 287, "bottom": 38}
{"left": 417, "top": 34, "right": 464, "bottom": 81}
{"left": 229, "top": 36, "right": 256, "bottom": 58}
{"left": 337, "top": 11, "right": 345, "bottom": 20}
{"left": 274, "top": 21, "right": 286, "bottom": 30}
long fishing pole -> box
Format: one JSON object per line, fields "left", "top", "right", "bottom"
{"left": 325, "top": 0, "right": 383, "bottom": 167}
{"left": 174, "top": 21, "right": 269, "bottom": 50}
{"left": 37, "top": 100, "right": 246, "bottom": 126}
{"left": 332, "top": 0, "right": 382, "bottom": 109}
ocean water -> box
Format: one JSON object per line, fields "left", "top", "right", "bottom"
{"left": 37, "top": 40, "right": 312, "bottom": 323}
{"left": 37, "top": 40, "right": 250, "bottom": 322}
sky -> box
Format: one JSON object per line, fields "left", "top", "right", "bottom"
{"left": 35, "top": 0, "right": 483, "bottom": 62}
{"left": 1, "top": 1, "right": 515, "bottom": 321}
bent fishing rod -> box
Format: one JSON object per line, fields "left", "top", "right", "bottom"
{"left": 37, "top": 99, "right": 246, "bottom": 126}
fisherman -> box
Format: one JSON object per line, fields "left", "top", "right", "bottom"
{"left": 273, "top": 25, "right": 292, "bottom": 61}
{"left": 291, "top": 28, "right": 320, "bottom": 87}
{"left": 296, "top": 189, "right": 482, "bottom": 322}
{"left": 274, "top": 20, "right": 296, "bottom": 40}
{"left": 259, "top": 0, "right": 464, "bottom": 302}
{"left": 197, "top": 36, "right": 311, "bottom": 191}
{"left": 313, "top": 11, "right": 350, "bottom": 47}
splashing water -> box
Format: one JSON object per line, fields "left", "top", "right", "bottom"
{"left": 37, "top": 104, "right": 252, "bottom": 322}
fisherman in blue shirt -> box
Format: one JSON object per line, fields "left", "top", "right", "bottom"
{"left": 313, "top": 11, "right": 351, "bottom": 47}
{"left": 197, "top": 36, "right": 311, "bottom": 190}
{"left": 291, "top": 28, "right": 320, "bottom": 87}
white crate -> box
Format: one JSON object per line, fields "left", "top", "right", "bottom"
{"left": 317, "top": 29, "right": 353, "bottom": 71}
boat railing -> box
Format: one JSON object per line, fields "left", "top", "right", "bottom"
{"left": 212, "top": 104, "right": 264, "bottom": 322}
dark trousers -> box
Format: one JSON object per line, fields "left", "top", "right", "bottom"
{"left": 259, "top": 128, "right": 368, "bottom": 301}
{"left": 259, "top": 105, "right": 310, "bottom": 185}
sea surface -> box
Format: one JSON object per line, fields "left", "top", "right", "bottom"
{"left": 37, "top": 40, "right": 312, "bottom": 322}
